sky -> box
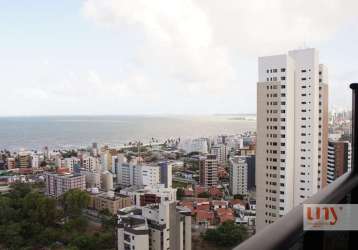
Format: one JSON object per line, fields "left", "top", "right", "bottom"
{"left": 1, "top": 0, "right": 358, "bottom": 116}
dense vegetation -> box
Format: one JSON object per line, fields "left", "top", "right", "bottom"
{"left": 0, "top": 183, "right": 116, "bottom": 250}
{"left": 202, "top": 220, "right": 248, "bottom": 247}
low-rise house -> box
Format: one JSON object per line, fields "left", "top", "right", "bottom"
{"left": 211, "top": 200, "right": 228, "bottom": 210}
{"left": 196, "top": 210, "right": 215, "bottom": 226}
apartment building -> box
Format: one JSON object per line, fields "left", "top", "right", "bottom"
{"left": 117, "top": 163, "right": 163, "bottom": 187}
{"left": 88, "top": 191, "right": 131, "bottom": 215}
{"left": 64, "top": 157, "right": 80, "bottom": 173}
{"left": 120, "top": 184, "right": 177, "bottom": 207}
{"left": 199, "top": 154, "right": 218, "bottom": 187}
{"left": 18, "top": 151, "right": 31, "bottom": 168}
{"left": 159, "top": 161, "right": 172, "bottom": 188}
{"left": 45, "top": 172, "right": 86, "bottom": 197}
{"left": 318, "top": 68, "right": 329, "bottom": 187}
{"left": 327, "top": 140, "right": 351, "bottom": 184}
{"left": 6, "top": 158, "right": 16, "bottom": 169}
{"left": 256, "top": 48, "right": 328, "bottom": 231}
{"left": 81, "top": 155, "right": 100, "bottom": 172}
{"left": 117, "top": 202, "right": 191, "bottom": 250}
{"left": 211, "top": 144, "right": 228, "bottom": 166}
{"left": 229, "top": 156, "right": 248, "bottom": 196}
{"left": 178, "top": 138, "right": 209, "bottom": 154}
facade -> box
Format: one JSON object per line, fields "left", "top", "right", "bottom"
{"left": 120, "top": 185, "right": 177, "bottom": 207}
{"left": 31, "top": 155, "right": 39, "bottom": 169}
{"left": 116, "top": 163, "right": 140, "bottom": 186}
{"left": 88, "top": 191, "right": 131, "bottom": 215}
{"left": 18, "top": 151, "right": 31, "bottom": 168}
{"left": 210, "top": 144, "right": 227, "bottom": 166}
{"left": 229, "top": 156, "right": 248, "bottom": 196}
{"left": 64, "top": 157, "right": 80, "bottom": 173}
{"left": 45, "top": 172, "right": 86, "bottom": 197}
{"left": 319, "top": 72, "right": 329, "bottom": 187}
{"left": 117, "top": 202, "right": 191, "bottom": 250}
{"left": 256, "top": 48, "right": 329, "bottom": 231}
{"left": 246, "top": 155, "right": 256, "bottom": 191}
{"left": 141, "top": 165, "right": 160, "bottom": 187}
{"left": 81, "top": 155, "right": 100, "bottom": 172}
{"left": 199, "top": 154, "right": 218, "bottom": 187}
{"left": 327, "top": 141, "right": 351, "bottom": 184}
{"left": 7, "top": 158, "right": 16, "bottom": 169}
{"left": 178, "top": 138, "right": 209, "bottom": 154}
{"left": 159, "top": 161, "right": 172, "bottom": 188}
{"left": 117, "top": 163, "right": 161, "bottom": 187}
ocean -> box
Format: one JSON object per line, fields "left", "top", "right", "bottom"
{"left": 0, "top": 115, "right": 256, "bottom": 151}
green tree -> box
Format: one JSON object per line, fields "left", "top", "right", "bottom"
{"left": 23, "top": 191, "right": 59, "bottom": 226}
{"left": 61, "top": 189, "right": 90, "bottom": 218}
{"left": 198, "top": 191, "right": 210, "bottom": 198}
{"left": 0, "top": 196, "right": 14, "bottom": 224}
{"left": 177, "top": 188, "right": 186, "bottom": 200}
{"left": 10, "top": 182, "right": 32, "bottom": 199}
{"left": 234, "top": 194, "right": 244, "bottom": 200}
{"left": 69, "top": 234, "right": 96, "bottom": 250}
{"left": 64, "top": 216, "right": 89, "bottom": 232}
{"left": 203, "top": 220, "right": 248, "bottom": 247}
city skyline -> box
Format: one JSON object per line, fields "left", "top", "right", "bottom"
{"left": 1, "top": 1, "right": 358, "bottom": 116}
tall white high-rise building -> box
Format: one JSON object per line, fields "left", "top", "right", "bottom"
{"left": 256, "top": 48, "right": 328, "bottom": 231}
{"left": 229, "top": 156, "right": 248, "bottom": 196}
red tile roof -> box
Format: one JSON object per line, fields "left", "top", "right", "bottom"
{"left": 196, "top": 210, "right": 214, "bottom": 222}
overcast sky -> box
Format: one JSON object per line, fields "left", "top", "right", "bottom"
{"left": 1, "top": 0, "right": 358, "bottom": 116}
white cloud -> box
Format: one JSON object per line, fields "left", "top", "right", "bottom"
{"left": 82, "top": 0, "right": 358, "bottom": 103}
{"left": 82, "top": 0, "right": 236, "bottom": 94}
{"left": 2, "top": 1, "right": 357, "bottom": 116}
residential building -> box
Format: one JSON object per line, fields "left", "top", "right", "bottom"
{"left": 327, "top": 141, "right": 351, "bottom": 184}
{"left": 211, "top": 144, "right": 228, "bottom": 166}
{"left": 88, "top": 191, "right": 131, "bottom": 215}
{"left": 256, "top": 48, "right": 329, "bottom": 231}
{"left": 229, "top": 156, "right": 248, "bottom": 196}
{"left": 246, "top": 155, "right": 256, "bottom": 191}
{"left": 141, "top": 165, "right": 160, "bottom": 187}
{"left": 178, "top": 138, "right": 209, "bottom": 154}
{"left": 31, "top": 154, "right": 39, "bottom": 169}
{"left": 7, "top": 158, "right": 16, "bottom": 169}
{"left": 82, "top": 155, "right": 100, "bottom": 172}
{"left": 117, "top": 163, "right": 161, "bottom": 187}
{"left": 116, "top": 163, "right": 141, "bottom": 186}
{"left": 199, "top": 154, "right": 218, "bottom": 187}
{"left": 18, "top": 151, "right": 31, "bottom": 168}
{"left": 319, "top": 69, "right": 329, "bottom": 187}
{"left": 117, "top": 202, "right": 191, "bottom": 250}
{"left": 45, "top": 172, "right": 86, "bottom": 197}
{"left": 159, "top": 161, "right": 172, "bottom": 188}
{"left": 119, "top": 184, "right": 177, "bottom": 207}
{"left": 64, "top": 157, "right": 80, "bottom": 173}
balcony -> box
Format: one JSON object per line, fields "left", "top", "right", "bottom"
{"left": 234, "top": 83, "right": 358, "bottom": 250}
